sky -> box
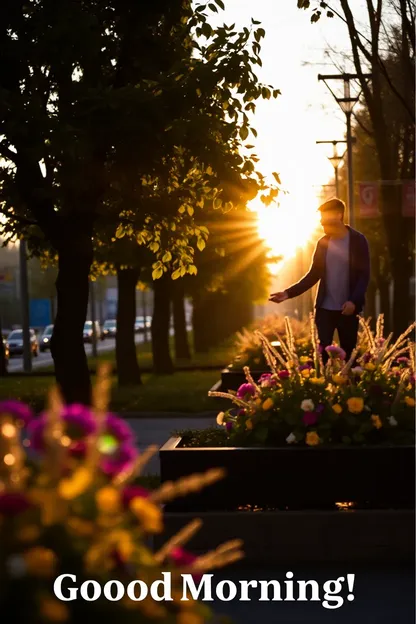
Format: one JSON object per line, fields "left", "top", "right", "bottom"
{"left": 205, "top": 0, "right": 370, "bottom": 260}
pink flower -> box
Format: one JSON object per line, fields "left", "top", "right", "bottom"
{"left": 237, "top": 383, "right": 255, "bottom": 399}
{"left": 0, "top": 400, "right": 34, "bottom": 426}
{"left": 278, "top": 370, "right": 290, "bottom": 380}
{"left": 170, "top": 547, "right": 197, "bottom": 567}
{"left": 303, "top": 411, "right": 318, "bottom": 426}
{"left": 325, "top": 345, "right": 346, "bottom": 360}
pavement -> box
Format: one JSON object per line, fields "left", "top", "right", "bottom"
{"left": 127, "top": 415, "right": 214, "bottom": 475}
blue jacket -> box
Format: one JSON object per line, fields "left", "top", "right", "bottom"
{"left": 286, "top": 226, "right": 370, "bottom": 313}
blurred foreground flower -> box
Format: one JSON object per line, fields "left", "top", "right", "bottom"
{"left": 0, "top": 364, "right": 243, "bottom": 623}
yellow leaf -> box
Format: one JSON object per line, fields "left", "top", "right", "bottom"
{"left": 187, "top": 205, "right": 194, "bottom": 216}
{"left": 172, "top": 268, "right": 182, "bottom": 280}
{"left": 197, "top": 238, "right": 206, "bottom": 251}
{"left": 152, "top": 267, "right": 164, "bottom": 280}
{"left": 115, "top": 225, "right": 124, "bottom": 239}
{"left": 162, "top": 251, "right": 172, "bottom": 263}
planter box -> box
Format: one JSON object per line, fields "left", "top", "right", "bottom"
{"left": 160, "top": 438, "right": 415, "bottom": 512}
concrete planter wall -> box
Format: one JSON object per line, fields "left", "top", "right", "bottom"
{"left": 160, "top": 437, "right": 415, "bottom": 512}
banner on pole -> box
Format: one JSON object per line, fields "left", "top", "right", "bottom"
{"left": 402, "top": 181, "right": 415, "bottom": 218}
{"left": 358, "top": 182, "right": 380, "bottom": 218}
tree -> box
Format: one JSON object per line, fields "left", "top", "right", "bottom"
{"left": 299, "top": 0, "right": 415, "bottom": 334}
{"left": 0, "top": 0, "right": 278, "bottom": 402}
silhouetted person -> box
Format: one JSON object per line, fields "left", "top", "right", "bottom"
{"left": 270, "top": 198, "right": 370, "bottom": 363}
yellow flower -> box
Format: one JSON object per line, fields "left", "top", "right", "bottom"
{"left": 364, "top": 363, "right": 376, "bottom": 371}
{"left": 40, "top": 598, "right": 69, "bottom": 622}
{"left": 216, "top": 412, "right": 225, "bottom": 426}
{"left": 262, "top": 398, "right": 274, "bottom": 411}
{"left": 310, "top": 377, "right": 326, "bottom": 385}
{"left": 333, "top": 374, "right": 347, "bottom": 385}
{"left": 405, "top": 396, "right": 415, "bottom": 407}
{"left": 246, "top": 418, "right": 253, "bottom": 430}
{"left": 300, "top": 356, "right": 310, "bottom": 364}
{"left": 130, "top": 497, "right": 163, "bottom": 533}
{"left": 58, "top": 467, "right": 92, "bottom": 500}
{"left": 347, "top": 397, "right": 364, "bottom": 414}
{"left": 24, "top": 547, "right": 57, "bottom": 578}
{"left": 96, "top": 487, "right": 121, "bottom": 515}
{"left": 332, "top": 404, "right": 343, "bottom": 414}
{"left": 67, "top": 517, "right": 95, "bottom": 537}
{"left": 301, "top": 368, "right": 311, "bottom": 378}
{"left": 108, "top": 530, "right": 134, "bottom": 561}
{"left": 305, "top": 431, "right": 320, "bottom": 446}
{"left": 255, "top": 398, "right": 262, "bottom": 407}
{"left": 371, "top": 414, "right": 383, "bottom": 429}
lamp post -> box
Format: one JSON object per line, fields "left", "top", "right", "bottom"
{"left": 316, "top": 140, "right": 348, "bottom": 197}
{"left": 318, "top": 73, "right": 372, "bottom": 229}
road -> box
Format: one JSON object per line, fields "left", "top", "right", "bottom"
{"left": 7, "top": 333, "right": 149, "bottom": 373}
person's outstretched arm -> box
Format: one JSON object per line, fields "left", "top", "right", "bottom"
{"left": 269, "top": 240, "right": 322, "bottom": 304}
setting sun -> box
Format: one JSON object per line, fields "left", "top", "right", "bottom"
{"left": 252, "top": 190, "right": 321, "bottom": 265}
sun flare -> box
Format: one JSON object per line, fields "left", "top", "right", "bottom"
{"left": 252, "top": 190, "right": 321, "bottom": 268}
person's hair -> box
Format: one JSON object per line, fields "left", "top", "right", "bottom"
{"left": 318, "top": 198, "right": 345, "bottom": 219}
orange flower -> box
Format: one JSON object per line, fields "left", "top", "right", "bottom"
{"left": 24, "top": 547, "right": 57, "bottom": 577}
{"left": 405, "top": 396, "right": 415, "bottom": 407}
{"left": 262, "top": 398, "right": 274, "bottom": 411}
{"left": 305, "top": 431, "right": 320, "bottom": 446}
{"left": 347, "top": 397, "right": 364, "bottom": 414}
{"left": 332, "top": 404, "right": 343, "bottom": 415}
{"left": 371, "top": 415, "right": 383, "bottom": 429}
{"left": 246, "top": 418, "right": 253, "bottom": 431}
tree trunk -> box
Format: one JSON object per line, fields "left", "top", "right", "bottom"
{"left": 172, "top": 280, "right": 191, "bottom": 360}
{"left": 192, "top": 294, "right": 211, "bottom": 353}
{"left": 50, "top": 233, "right": 93, "bottom": 405}
{"left": 151, "top": 275, "right": 174, "bottom": 374}
{"left": 116, "top": 267, "right": 142, "bottom": 387}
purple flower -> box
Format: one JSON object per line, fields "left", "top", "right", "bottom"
{"left": 105, "top": 414, "right": 134, "bottom": 443}
{"left": 237, "top": 383, "right": 255, "bottom": 399}
{"left": 259, "top": 373, "right": 272, "bottom": 382}
{"left": 299, "top": 364, "right": 312, "bottom": 371}
{"left": 121, "top": 485, "right": 150, "bottom": 508}
{"left": 303, "top": 411, "right": 318, "bottom": 426}
{"left": 226, "top": 422, "right": 233, "bottom": 432}
{"left": 0, "top": 400, "right": 34, "bottom": 426}
{"left": 397, "top": 357, "right": 410, "bottom": 365}
{"left": 278, "top": 370, "right": 290, "bottom": 380}
{"left": 316, "top": 404, "right": 325, "bottom": 414}
{"left": 0, "top": 492, "right": 32, "bottom": 517}
{"left": 27, "top": 404, "right": 97, "bottom": 452}
{"left": 325, "top": 345, "right": 346, "bottom": 360}
{"left": 100, "top": 443, "right": 138, "bottom": 478}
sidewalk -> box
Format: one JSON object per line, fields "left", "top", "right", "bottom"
{"left": 127, "top": 414, "right": 215, "bottom": 475}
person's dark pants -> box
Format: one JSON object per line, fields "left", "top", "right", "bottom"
{"left": 315, "top": 308, "right": 359, "bottom": 364}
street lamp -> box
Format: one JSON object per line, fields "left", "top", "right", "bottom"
{"left": 318, "top": 73, "right": 372, "bottom": 228}
{"left": 316, "top": 140, "right": 348, "bottom": 197}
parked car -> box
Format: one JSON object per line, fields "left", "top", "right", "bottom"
{"left": 40, "top": 324, "right": 54, "bottom": 352}
{"left": 83, "top": 321, "right": 103, "bottom": 343}
{"left": 6, "top": 329, "right": 39, "bottom": 357}
{"left": 102, "top": 319, "right": 117, "bottom": 339}
{"left": 135, "top": 316, "right": 152, "bottom": 333}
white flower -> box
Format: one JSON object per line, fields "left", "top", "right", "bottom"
{"left": 286, "top": 433, "right": 297, "bottom": 444}
{"left": 387, "top": 416, "right": 398, "bottom": 427}
{"left": 351, "top": 366, "right": 364, "bottom": 375}
{"left": 216, "top": 412, "right": 225, "bottom": 426}
{"left": 6, "top": 555, "right": 27, "bottom": 579}
{"left": 301, "top": 399, "right": 315, "bottom": 412}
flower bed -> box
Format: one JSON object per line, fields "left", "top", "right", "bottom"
{"left": 210, "top": 314, "right": 415, "bottom": 448}
{"left": 0, "top": 366, "right": 242, "bottom": 623}
{"left": 160, "top": 315, "right": 415, "bottom": 513}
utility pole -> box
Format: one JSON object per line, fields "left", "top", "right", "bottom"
{"left": 316, "top": 140, "right": 348, "bottom": 197}
{"left": 90, "top": 280, "right": 98, "bottom": 360}
{"left": 19, "top": 239, "right": 32, "bottom": 373}
{"left": 318, "top": 73, "right": 372, "bottom": 229}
